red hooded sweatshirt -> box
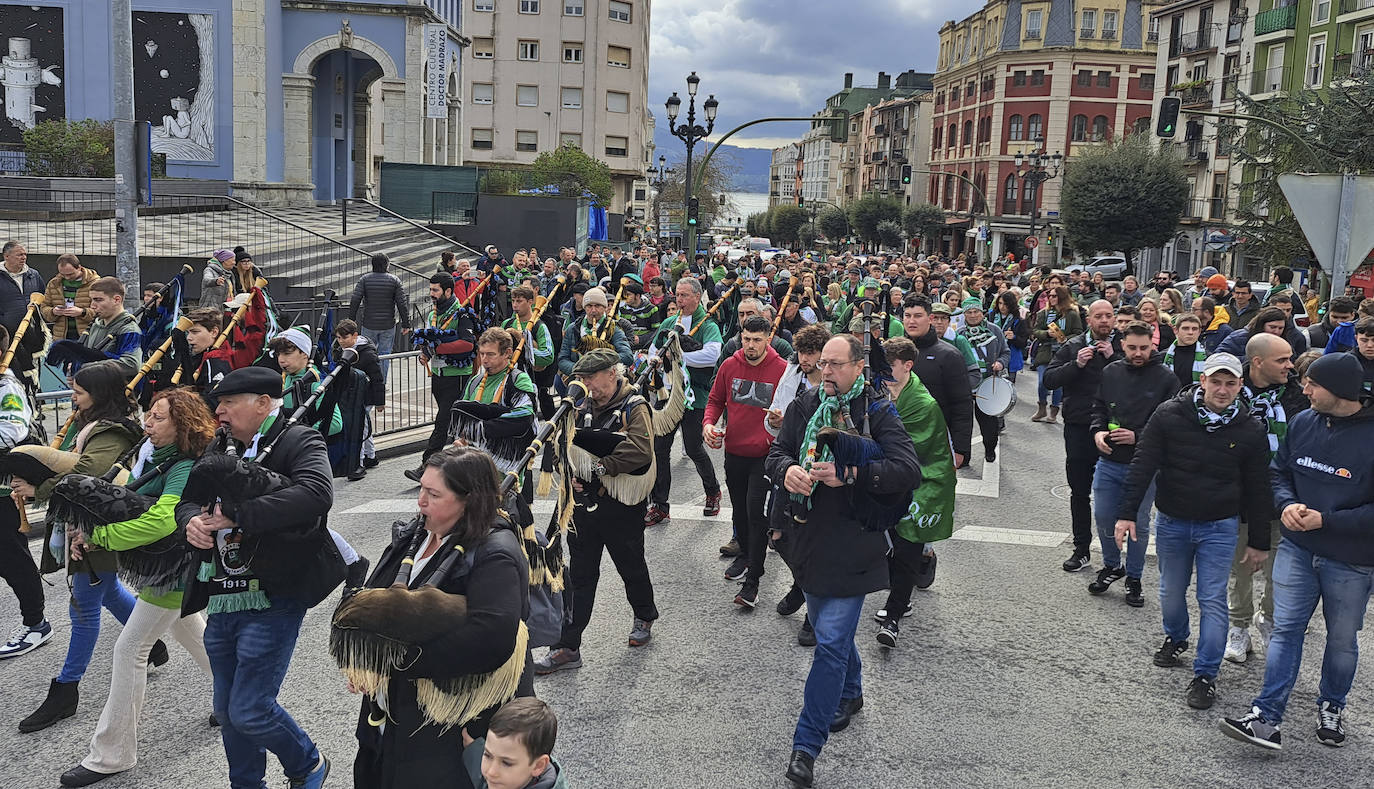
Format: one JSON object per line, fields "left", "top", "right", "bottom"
{"left": 705, "top": 343, "right": 787, "bottom": 458}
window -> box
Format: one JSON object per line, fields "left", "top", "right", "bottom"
{"left": 634, "top": 188, "right": 647, "bottom": 201}
{"left": 609, "top": 1, "right": 631, "bottom": 22}
{"left": 1027, "top": 113, "right": 1043, "bottom": 139}
{"left": 1031, "top": 69, "right": 1045, "bottom": 85}
{"left": 932, "top": 127, "right": 942, "bottom": 151}
{"left": 1133, "top": 116, "right": 1151, "bottom": 135}
{"left": 963, "top": 119, "right": 974, "bottom": 145}
{"left": 1148, "top": 16, "right": 1160, "bottom": 42}
{"left": 517, "top": 84, "right": 538, "bottom": 106}
{"left": 472, "top": 37, "right": 494, "bottom": 59}
{"left": 1003, "top": 174, "right": 1018, "bottom": 211}
{"left": 1008, "top": 114, "right": 1024, "bottom": 140}
{"left": 1313, "top": 0, "right": 1330, "bottom": 23}
{"left": 519, "top": 0, "right": 539, "bottom": 12}
{"left": 1092, "top": 115, "right": 1109, "bottom": 141}
{"left": 1077, "top": 69, "right": 1092, "bottom": 86}
{"left": 1071, "top": 114, "right": 1088, "bottom": 141}
{"left": 560, "top": 132, "right": 582, "bottom": 148}
{"left": 967, "top": 81, "right": 976, "bottom": 97}
{"left": 1307, "top": 35, "right": 1326, "bottom": 87}
{"left": 560, "top": 87, "right": 582, "bottom": 109}
{"left": 516, "top": 131, "right": 538, "bottom": 153}
{"left": 1140, "top": 72, "right": 1156, "bottom": 91}
{"left": 951, "top": 85, "right": 960, "bottom": 101}
{"left": 472, "top": 82, "right": 494, "bottom": 105}
{"left": 607, "top": 91, "right": 629, "bottom": 113}
{"left": 471, "top": 128, "right": 493, "bottom": 150}
{"left": 947, "top": 124, "right": 957, "bottom": 147}
{"left": 563, "top": 42, "right": 583, "bottom": 63}
{"left": 1026, "top": 9, "right": 1042, "bottom": 38}
{"left": 518, "top": 40, "right": 539, "bottom": 61}
{"left": 565, "top": 0, "right": 583, "bottom": 13}
{"left": 474, "top": 0, "right": 493, "bottom": 10}
{"left": 1097, "top": 70, "right": 1112, "bottom": 87}
{"left": 607, "top": 46, "right": 631, "bottom": 68}
{"left": 605, "top": 135, "right": 628, "bottom": 156}
{"left": 1022, "top": 177, "right": 1038, "bottom": 208}
{"left": 1081, "top": 8, "right": 1096, "bottom": 36}
{"left": 1102, "top": 10, "right": 1118, "bottom": 38}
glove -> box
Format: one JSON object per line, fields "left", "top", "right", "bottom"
{"left": 679, "top": 334, "right": 704, "bottom": 353}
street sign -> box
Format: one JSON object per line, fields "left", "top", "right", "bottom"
{"left": 1046, "top": 210, "right": 1059, "bottom": 219}
{"left": 1278, "top": 173, "right": 1374, "bottom": 296}
{"left": 424, "top": 24, "right": 449, "bottom": 119}
{"left": 1024, "top": 236, "right": 1039, "bottom": 249}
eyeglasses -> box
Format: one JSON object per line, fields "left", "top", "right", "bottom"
{"left": 816, "top": 357, "right": 862, "bottom": 370}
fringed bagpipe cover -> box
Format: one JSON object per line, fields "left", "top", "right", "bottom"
{"left": 568, "top": 426, "right": 655, "bottom": 507}
{"left": 644, "top": 331, "right": 686, "bottom": 437}
{"left": 448, "top": 401, "right": 534, "bottom": 474}
{"left": 180, "top": 452, "right": 292, "bottom": 521}
{"left": 814, "top": 424, "right": 912, "bottom": 533}
{"left": 47, "top": 473, "right": 189, "bottom": 592}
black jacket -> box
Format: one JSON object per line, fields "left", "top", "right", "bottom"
{"left": 353, "top": 516, "right": 530, "bottom": 788}
{"left": 1118, "top": 387, "right": 1273, "bottom": 549}
{"left": 177, "top": 418, "right": 344, "bottom": 608}
{"left": 1043, "top": 331, "right": 1124, "bottom": 425}
{"left": 765, "top": 387, "right": 921, "bottom": 598}
{"left": 1307, "top": 318, "right": 1340, "bottom": 351}
{"left": 1090, "top": 353, "right": 1180, "bottom": 464}
{"left": 341, "top": 336, "right": 386, "bottom": 406}
{"left": 350, "top": 271, "right": 412, "bottom": 332}
{"left": 909, "top": 327, "right": 974, "bottom": 458}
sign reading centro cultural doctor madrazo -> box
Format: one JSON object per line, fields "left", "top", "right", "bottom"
{"left": 424, "top": 23, "right": 447, "bottom": 120}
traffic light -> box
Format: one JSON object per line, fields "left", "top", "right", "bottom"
{"left": 798, "top": 196, "right": 805, "bottom": 207}
{"left": 901, "top": 165, "right": 912, "bottom": 185}
{"left": 1156, "top": 96, "right": 1181, "bottom": 138}
{"left": 829, "top": 110, "right": 850, "bottom": 143}
{"left": 1046, "top": 227, "right": 1055, "bottom": 244}
{"left": 687, "top": 197, "right": 699, "bottom": 226}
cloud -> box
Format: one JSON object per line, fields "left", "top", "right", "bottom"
{"left": 649, "top": 0, "right": 984, "bottom": 149}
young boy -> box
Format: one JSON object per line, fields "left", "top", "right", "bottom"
{"left": 268, "top": 327, "right": 343, "bottom": 437}
{"left": 333, "top": 319, "right": 385, "bottom": 476}
{"left": 1164, "top": 313, "right": 1206, "bottom": 389}
{"left": 175, "top": 307, "right": 233, "bottom": 398}
{"left": 463, "top": 698, "right": 568, "bottom": 789}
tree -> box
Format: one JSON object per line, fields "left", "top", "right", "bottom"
{"left": 22, "top": 119, "right": 115, "bottom": 178}
{"left": 770, "top": 204, "right": 808, "bottom": 247}
{"left": 817, "top": 206, "right": 850, "bottom": 241}
{"left": 530, "top": 143, "right": 613, "bottom": 206}
{"left": 658, "top": 148, "right": 740, "bottom": 234}
{"left": 479, "top": 169, "right": 525, "bottom": 195}
{"left": 847, "top": 194, "right": 903, "bottom": 246}
{"left": 1232, "top": 71, "right": 1374, "bottom": 274}
{"left": 902, "top": 203, "right": 946, "bottom": 244}
{"left": 1058, "top": 134, "right": 1187, "bottom": 265}
{"left": 798, "top": 224, "right": 818, "bottom": 249}
{"left": 876, "top": 219, "right": 904, "bottom": 250}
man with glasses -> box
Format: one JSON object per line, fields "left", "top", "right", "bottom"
{"left": 1143, "top": 272, "right": 1174, "bottom": 303}
{"left": 766, "top": 334, "right": 920, "bottom": 788}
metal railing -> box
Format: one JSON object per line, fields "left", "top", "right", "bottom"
{"left": 1175, "top": 81, "right": 1215, "bottom": 107}
{"left": 372, "top": 350, "right": 437, "bottom": 437}
{"left": 340, "top": 197, "right": 481, "bottom": 263}
{"left": 1251, "top": 65, "right": 1290, "bottom": 93}
{"left": 1254, "top": 5, "right": 1298, "bottom": 34}
{"left": 1341, "top": 0, "right": 1374, "bottom": 13}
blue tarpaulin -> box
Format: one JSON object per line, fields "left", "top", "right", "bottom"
{"left": 589, "top": 206, "right": 608, "bottom": 240}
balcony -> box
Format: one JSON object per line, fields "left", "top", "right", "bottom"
{"left": 1081, "top": 27, "right": 1096, "bottom": 38}
{"left": 1101, "top": 27, "right": 1117, "bottom": 39}
{"left": 1220, "top": 73, "right": 1240, "bottom": 101}
{"left": 869, "top": 151, "right": 886, "bottom": 163}
{"left": 1176, "top": 139, "right": 1210, "bottom": 164}
{"left": 1148, "top": 30, "right": 1160, "bottom": 42}
{"left": 1181, "top": 198, "right": 1210, "bottom": 222}
{"left": 890, "top": 149, "right": 907, "bottom": 162}
{"left": 1251, "top": 65, "right": 1290, "bottom": 93}
{"left": 874, "top": 124, "right": 888, "bottom": 136}
{"left": 1340, "top": 0, "right": 1374, "bottom": 13}
{"left": 1172, "top": 80, "right": 1214, "bottom": 108}
{"left": 1254, "top": 5, "right": 1298, "bottom": 35}
{"left": 1171, "top": 26, "right": 1221, "bottom": 57}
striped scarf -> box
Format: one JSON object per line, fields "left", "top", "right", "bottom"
{"left": 1244, "top": 381, "right": 1288, "bottom": 458}
{"left": 960, "top": 322, "right": 996, "bottom": 376}
{"left": 1194, "top": 386, "right": 1246, "bottom": 432}
{"left": 1164, "top": 343, "right": 1206, "bottom": 383}
{"left": 792, "top": 375, "right": 865, "bottom": 506}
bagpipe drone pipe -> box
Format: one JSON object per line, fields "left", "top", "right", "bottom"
{"left": 632, "top": 320, "right": 688, "bottom": 438}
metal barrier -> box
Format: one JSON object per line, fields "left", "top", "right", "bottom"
{"left": 373, "top": 350, "right": 436, "bottom": 437}
{"left": 35, "top": 388, "right": 73, "bottom": 440}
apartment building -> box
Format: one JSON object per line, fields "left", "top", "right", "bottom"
{"left": 927, "top": 0, "right": 1166, "bottom": 263}
{"left": 461, "top": 0, "right": 653, "bottom": 214}
{"left": 856, "top": 95, "right": 933, "bottom": 208}
{"left": 769, "top": 142, "right": 800, "bottom": 207}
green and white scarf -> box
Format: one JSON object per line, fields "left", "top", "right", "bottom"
{"left": 1164, "top": 342, "right": 1206, "bottom": 383}
{"left": 1193, "top": 386, "right": 1246, "bottom": 432}
{"left": 960, "top": 321, "right": 997, "bottom": 376}
{"left": 1244, "top": 382, "right": 1288, "bottom": 458}
{"left": 792, "top": 375, "right": 866, "bottom": 506}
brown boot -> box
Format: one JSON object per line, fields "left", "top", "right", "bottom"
{"left": 1031, "top": 403, "right": 1048, "bottom": 422}
{"left": 1047, "top": 406, "right": 1060, "bottom": 424}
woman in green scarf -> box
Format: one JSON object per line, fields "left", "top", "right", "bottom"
{"left": 874, "top": 337, "right": 956, "bottom": 648}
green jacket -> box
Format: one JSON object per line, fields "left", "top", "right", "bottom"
{"left": 891, "top": 376, "right": 956, "bottom": 544}
{"left": 38, "top": 418, "right": 142, "bottom": 576}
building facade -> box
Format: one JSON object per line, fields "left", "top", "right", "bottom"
{"left": 0, "top": 0, "right": 466, "bottom": 205}
{"left": 855, "top": 94, "right": 933, "bottom": 208}
{"left": 459, "top": 0, "right": 652, "bottom": 214}
{"left": 769, "top": 142, "right": 799, "bottom": 207}
{"left": 927, "top": 0, "right": 1166, "bottom": 263}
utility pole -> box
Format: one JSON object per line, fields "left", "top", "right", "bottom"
{"left": 111, "top": 0, "right": 140, "bottom": 289}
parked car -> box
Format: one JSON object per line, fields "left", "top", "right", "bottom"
{"left": 1067, "top": 255, "right": 1131, "bottom": 279}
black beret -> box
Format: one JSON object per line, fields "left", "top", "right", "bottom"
{"left": 210, "top": 366, "right": 282, "bottom": 399}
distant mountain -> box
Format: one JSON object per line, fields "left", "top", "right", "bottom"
{"left": 652, "top": 128, "right": 774, "bottom": 194}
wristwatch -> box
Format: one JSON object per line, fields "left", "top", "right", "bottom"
{"left": 592, "top": 462, "right": 607, "bottom": 478}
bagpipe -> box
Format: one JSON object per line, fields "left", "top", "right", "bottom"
{"left": 329, "top": 383, "right": 590, "bottom": 730}
{"left": 447, "top": 399, "right": 534, "bottom": 474}
{"left": 414, "top": 273, "right": 494, "bottom": 370}
{"left": 632, "top": 327, "right": 687, "bottom": 438}
{"left": 563, "top": 383, "right": 657, "bottom": 512}
{"left": 1, "top": 293, "right": 44, "bottom": 533}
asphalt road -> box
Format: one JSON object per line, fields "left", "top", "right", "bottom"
{"left": 1, "top": 373, "right": 1372, "bottom": 789}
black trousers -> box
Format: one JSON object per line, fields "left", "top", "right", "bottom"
{"left": 973, "top": 404, "right": 1000, "bottom": 455}
{"left": 532, "top": 365, "right": 557, "bottom": 420}
{"left": 0, "top": 496, "right": 43, "bottom": 627}
{"left": 883, "top": 536, "right": 926, "bottom": 616}
{"left": 723, "top": 453, "right": 770, "bottom": 582}
{"left": 424, "top": 373, "right": 468, "bottom": 461}
{"left": 556, "top": 496, "right": 658, "bottom": 651}
{"left": 1063, "top": 422, "right": 1097, "bottom": 551}
{"left": 650, "top": 408, "right": 720, "bottom": 509}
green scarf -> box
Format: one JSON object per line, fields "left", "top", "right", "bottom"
{"left": 1193, "top": 386, "right": 1246, "bottom": 432}
{"left": 792, "top": 374, "right": 866, "bottom": 506}
{"left": 960, "top": 321, "right": 996, "bottom": 376}
{"left": 1244, "top": 381, "right": 1288, "bottom": 458}
{"left": 1164, "top": 342, "right": 1206, "bottom": 383}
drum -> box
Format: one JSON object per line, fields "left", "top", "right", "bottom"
{"left": 975, "top": 375, "right": 1017, "bottom": 417}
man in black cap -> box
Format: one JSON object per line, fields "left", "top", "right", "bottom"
{"left": 534, "top": 348, "right": 659, "bottom": 674}
{"left": 182, "top": 366, "right": 343, "bottom": 789}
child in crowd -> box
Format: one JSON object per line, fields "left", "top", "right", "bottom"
{"left": 463, "top": 698, "right": 568, "bottom": 789}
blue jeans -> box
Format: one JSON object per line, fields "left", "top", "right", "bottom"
{"left": 1037, "top": 366, "right": 1063, "bottom": 407}
{"left": 1155, "top": 513, "right": 1238, "bottom": 679}
{"left": 793, "top": 594, "right": 865, "bottom": 758}
{"left": 204, "top": 602, "right": 319, "bottom": 789}
{"left": 58, "top": 571, "right": 136, "bottom": 683}
{"left": 1092, "top": 458, "right": 1154, "bottom": 579}
{"left": 1253, "top": 539, "right": 1374, "bottom": 723}
{"left": 360, "top": 325, "right": 396, "bottom": 381}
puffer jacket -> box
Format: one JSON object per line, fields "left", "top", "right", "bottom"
{"left": 42, "top": 267, "right": 99, "bottom": 340}
{"left": 350, "top": 271, "right": 413, "bottom": 332}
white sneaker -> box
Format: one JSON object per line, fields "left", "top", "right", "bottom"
{"left": 872, "top": 605, "right": 913, "bottom": 623}
{"left": 1224, "top": 625, "right": 1252, "bottom": 664}
{"left": 1255, "top": 613, "right": 1274, "bottom": 650}
{"left": 0, "top": 621, "right": 53, "bottom": 659}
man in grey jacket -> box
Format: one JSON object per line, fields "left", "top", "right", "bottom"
{"left": 349, "top": 253, "right": 412, "bottom": 379}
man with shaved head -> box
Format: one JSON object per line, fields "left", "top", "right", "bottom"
{"left": 1223, "top": 330, "right": 1310, "bottom": 664}
{"left": 1044, "top": 300, "right": 1122, "bottom": 572}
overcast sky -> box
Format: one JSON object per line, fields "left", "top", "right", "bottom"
{"left": 648, "top": 0, "right": 986, "bottom": 150}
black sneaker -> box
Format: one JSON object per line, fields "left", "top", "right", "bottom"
{"left": 984, "top": 448, "right": 996, "bottom": 463}
{"left": 797, "top": 618, "right": 816, "bottom": 647}
{"left": 723, "top": 556, "right": 749, "bottom": 581}
{"left": 703, "top": 490, "right": 722, "bottom": 516}
{"left": 1317, "top": 701, "right": 1346, "bottom": 747}
{"left": 1124, "top": 577, "right": 1145, "bottom": 608}
{"left": 876, "top": 617, "right": 899, "bottom": 648}
{"left": 403, "top": 466, "right": 424, "bottom": 483}
{"left": 1062, "top": 550, "right": 1091, "bottom": 573}
{"left": 914, "top": 551, "right": 938, "bottom": 590}
{"left": 1154, "top": 636, "right": 1190, "bottom": 667}
{"left": 873, "top": 604, "right": 912, "bottom": 623}
{"left": 1220, "top": 707, "right": 1282, "bottom": 751}
{"left": 776, "top": 586, "right": 805, "bottom": 616}
{"left": 1088, "top": 566, "right": 1125, "bottom": 595}
{"left": 1187, "top": 675, "right": 1217, "bottom": 709}
{"left": 734, "top": 582, "right": 759, "bottom": 609}
{"left": 362, "top": 456, "right": 380, "bottom": 469}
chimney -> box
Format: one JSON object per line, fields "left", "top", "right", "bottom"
{"left": 844, "top": 72, "right": 853, "bottom": 89}
{"left": 878, "top": 71, "right": 890, "bottom": 89}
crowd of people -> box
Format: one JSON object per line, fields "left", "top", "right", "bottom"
{"left": 0, "top": 233, "right": 1371, "bottom": 788}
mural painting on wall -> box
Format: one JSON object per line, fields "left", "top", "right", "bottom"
{"left": 134, "top": 12, "right": 214, "bottom": 162}
{"left": 0, "top": 5, "right": 65, "bottom": 145}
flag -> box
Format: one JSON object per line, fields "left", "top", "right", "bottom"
{"left": 314, "top": 306, "right": 336, "bottom": 371}
{"left": 140, "top": 273, "right": 184, "bottom": 354}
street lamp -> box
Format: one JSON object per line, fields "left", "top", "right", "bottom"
{"left": 665, "top": 71, "right": 717, "bottom": 255}
{"left": 647, "top": 155, "right": 674, "bottom": 243}
{"left": 1014, "top": 136, "right": 1063, "bottom": 263}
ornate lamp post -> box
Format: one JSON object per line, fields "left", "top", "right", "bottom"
{"left": 1014, "top": 136, "right": 1063, "bottom": 263}
{"left": 647, "top": 154, "right": 673, "bottom": 243}
{"left": 665, "top": 72, "right": 717, "bottom": 255}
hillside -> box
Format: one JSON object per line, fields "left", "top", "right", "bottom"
{"left": 652, "top": 128, "right": 773, "bottom": 193}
